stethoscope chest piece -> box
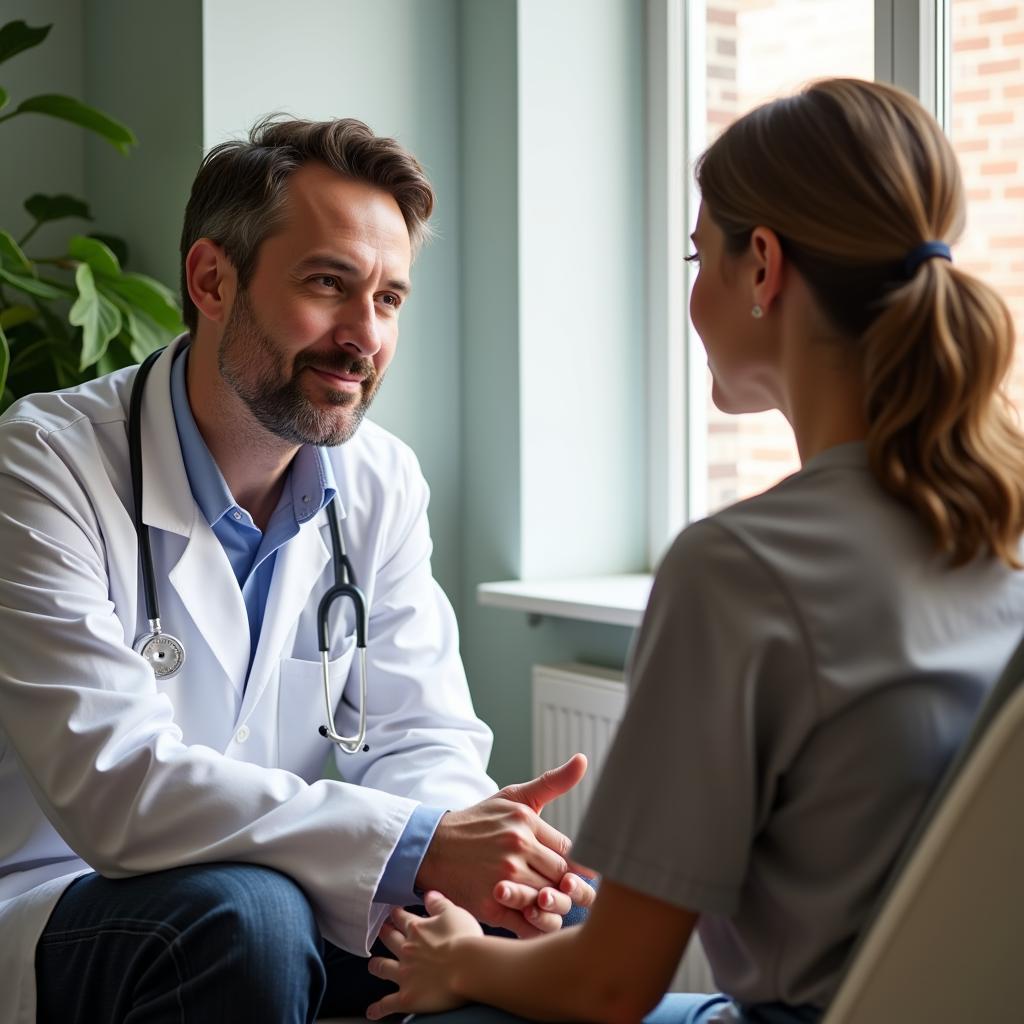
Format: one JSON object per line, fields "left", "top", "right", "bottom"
{"left": 133, "top": 627, "right": 186, "bottom": 679}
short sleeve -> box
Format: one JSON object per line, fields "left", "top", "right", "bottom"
{"left": 572, "top": 517, "right": 815, "bottom": 916}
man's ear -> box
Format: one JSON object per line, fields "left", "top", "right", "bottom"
{"left": 749, "top": 226, "right": 785, "bottom": 316}
{"left": 185, "top": 238, "right": 236, "bottom": 326}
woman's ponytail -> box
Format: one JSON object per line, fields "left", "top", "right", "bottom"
{"left": 863, "top": 262, "right": 1024, "bottom": 566}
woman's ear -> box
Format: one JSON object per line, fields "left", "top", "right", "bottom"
{"left": 749, "top": 226, "right": 785, "bottom": 316}
{"left": 185, "top": 238, "right": 236, "bottom": 327}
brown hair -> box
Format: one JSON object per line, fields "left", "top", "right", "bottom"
{"left": 179, "top": 115, "right": 435, "bottom": 333}
{"left": 696, "top": 77, "right": 1023, "bottom": 567}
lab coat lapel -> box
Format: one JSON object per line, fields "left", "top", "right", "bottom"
{"left": 138, "top": 338, "right": 250, "bottom": 693}
{"left": 167, "top": 513, "right": 251, "bottom": 695}
{"left": 241, "top": 507, "right": 332, "bottom": 714}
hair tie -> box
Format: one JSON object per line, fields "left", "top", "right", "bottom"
{"left": 904, "top": 240, "right": 952, "bottom": 278}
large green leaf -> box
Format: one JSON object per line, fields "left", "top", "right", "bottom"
{"left": 69, "top": 234, "right": 121, "bottom": 278}
{"left": 24, "top": 193, "right": 92, "bottom": 226}
{"left": 12, "top": 95, "right": 136, "bottom": 153}
{"left": 0, "top": 324, "right": 9, "bottom": 398}
{"left": 0, "top": 305, "right": 37, "bottom": 331}
{"left": 88, "top": 232, "right": 127, "bottom": 266}
{"left": 0, "top": 230, "right": 32, "bottom": 272}
{"left": 0, "top": 21, "right": 51, "bottom": 66}
{"left": 0, "top": 266, "right": 67, "bottom": 299}
{"left": 106, "top": 273, "right": 184, "bottom": 333}
{"left": 69, "top": 264, "right": 122, "bottom": 369}
{"left": 101, "top": 284, "right": 172, "bottom": 357}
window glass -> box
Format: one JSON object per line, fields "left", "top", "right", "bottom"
{"left": 699, "top": 0, "right": 874, "bottom": 514}
{"left": 949, "top": 1, "right": 1024, "bottom": 411}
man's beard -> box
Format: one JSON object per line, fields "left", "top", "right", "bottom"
{"left": 218, "top": 288, "right": 382, "bottom": 447}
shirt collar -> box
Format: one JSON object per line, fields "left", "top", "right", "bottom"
{"left": 169, "top": 343, "right": 338, "bottom": 528}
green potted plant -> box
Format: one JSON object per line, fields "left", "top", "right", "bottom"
{"left": 0, "top": 19, "right": 184, "bottom": 412}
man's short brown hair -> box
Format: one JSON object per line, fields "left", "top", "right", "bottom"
{"left": 179, "top": 115, "right": 435, "bottom": 333}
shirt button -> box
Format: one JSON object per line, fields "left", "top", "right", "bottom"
{"left": 233, "top": 511, "right": 242, "bottom": 521}
{"left": 235, "top": 725, "right": 250, "bottom": 743}
{"left": 302, "top": 494, "right": 310, "bottom": 504}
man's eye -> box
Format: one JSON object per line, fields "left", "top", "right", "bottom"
{"left": 380, "top": 293, "right": 401, "bottom": 308}
{"left": 313, "top": 276, "right": 340, "bottom": 289}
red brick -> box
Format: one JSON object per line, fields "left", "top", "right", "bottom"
{"left": 989, "top": 236, "right": 1024, "bottom": 249}
{"left": 954, "top": 87, "right": 991, "bottom": 103}
{"left": 954, "top": 36, "right": 990, "bottom": 51}
{"left": 955, "top": 138, "right": 991, "bottom": 153}
{"left": 1006, "top": 84, "right": 1024, "bottom": 98}
{"left": 979, "top": 110, "right": 1016, "bottom": 125}
{"left": 1006, "top": 187, "right": 1024, "bottom": 199}
{"left": 1004, "top": 30, "right": 1024, "bottom": 45}
{"left": 979, "top": 58, "right": 1021, "bottom": 75}
{"left": 979, "top": 6, "right": 1020, "bottom": 24}
{"left": 707, "top": 8, "right": 736, "bottom": 26}
{"left": 980, "top": 161, "right": 1019, "bottom": 175}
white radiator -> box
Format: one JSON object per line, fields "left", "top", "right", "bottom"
{"left": 532, "top": 662, "right": 717, "bottom": 995}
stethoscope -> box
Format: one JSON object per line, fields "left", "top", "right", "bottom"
{"left": 128, "top": 347, "right": 370, "bottom": 754}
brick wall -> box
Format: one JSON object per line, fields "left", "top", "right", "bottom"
{"left": 950, "top": 0, "right": 1024, "bottom": 400}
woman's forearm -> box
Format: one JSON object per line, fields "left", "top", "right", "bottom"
{"left": 449, "top": 926, "right": 645, "bottom": 1024}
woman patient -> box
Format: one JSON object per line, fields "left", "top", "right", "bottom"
{"left": 364, "top": 78, "right": 1024, "bottom": 1024}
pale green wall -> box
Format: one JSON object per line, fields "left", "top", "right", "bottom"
{"left": 0, "top": 1, "right": 86, "bottom": 256}
{"left": 457, "top": 0, "right": 638, "bottom": 785}
{"left": 517, "top": 0, "right": 647, "bottom": 581}
{"left": 81, "top": 0, "right": 203, "bottom": 291}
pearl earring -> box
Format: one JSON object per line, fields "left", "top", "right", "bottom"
{"left": 751, "top": 304, "right": 764, "bottom": 319}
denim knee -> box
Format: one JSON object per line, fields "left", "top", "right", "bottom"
{"left": 176, "top": 863, "right": 321, "bottom": 967}
{"left": 37, "top": 863, "right": 327, "bottom": 1024}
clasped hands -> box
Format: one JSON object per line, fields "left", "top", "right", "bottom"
{"left": 413, "top": 752, "right": 594, "bottom": 937}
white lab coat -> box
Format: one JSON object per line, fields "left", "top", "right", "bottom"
{"left": 0, "top": 339, "right": 495, "bottom": 1023}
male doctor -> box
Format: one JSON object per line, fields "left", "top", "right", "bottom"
{"left": 0, "top": 117, "right": 591, "bottom": 1023}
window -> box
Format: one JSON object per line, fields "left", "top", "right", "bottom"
{"left": 649, "top": 0, "right": 1023, "bottom": 564}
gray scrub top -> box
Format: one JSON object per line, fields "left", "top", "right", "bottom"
{"left": 573, "top": 441, "right": 1024, "bottom": 1009}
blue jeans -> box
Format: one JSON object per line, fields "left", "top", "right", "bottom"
{"left": 35, "top": 862, "right": 396, "bottom": 1022}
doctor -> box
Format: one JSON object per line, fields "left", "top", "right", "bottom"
{"left": 0, "top": 116, "right": 591, "bottom": 1024}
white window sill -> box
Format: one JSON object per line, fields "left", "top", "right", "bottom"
{"left": 476, "top": 574, "right": 653, "bottom": 628}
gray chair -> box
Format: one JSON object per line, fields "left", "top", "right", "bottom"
{"left": 823, "top": 635, "right": 1024, "bottom": 1022}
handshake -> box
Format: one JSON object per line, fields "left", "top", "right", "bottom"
{"left": 413, "top": 753, "right": 595, "bottom": 936}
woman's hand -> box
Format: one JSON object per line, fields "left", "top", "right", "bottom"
{"left": 366, "top": 891, "right": 484, "bottom": 1020}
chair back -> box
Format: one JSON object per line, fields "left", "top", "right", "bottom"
{"left": 823, "top": 636, "right": 1024, "bottom": 1022}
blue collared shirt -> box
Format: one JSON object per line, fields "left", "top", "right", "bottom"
{"left": 169, "top": 346, "right": 443, "bottom": 906}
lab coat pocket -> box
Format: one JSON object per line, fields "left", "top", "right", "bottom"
{"left": 277, "top": 634, "right": 357, "bottom": 780}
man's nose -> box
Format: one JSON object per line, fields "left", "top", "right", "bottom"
{"left": 333, "top": 298, "right": 382, "bottom": 357}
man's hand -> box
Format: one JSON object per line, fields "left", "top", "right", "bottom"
{"left": 415, "top": 754, "right": 592, "bottom": 937}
